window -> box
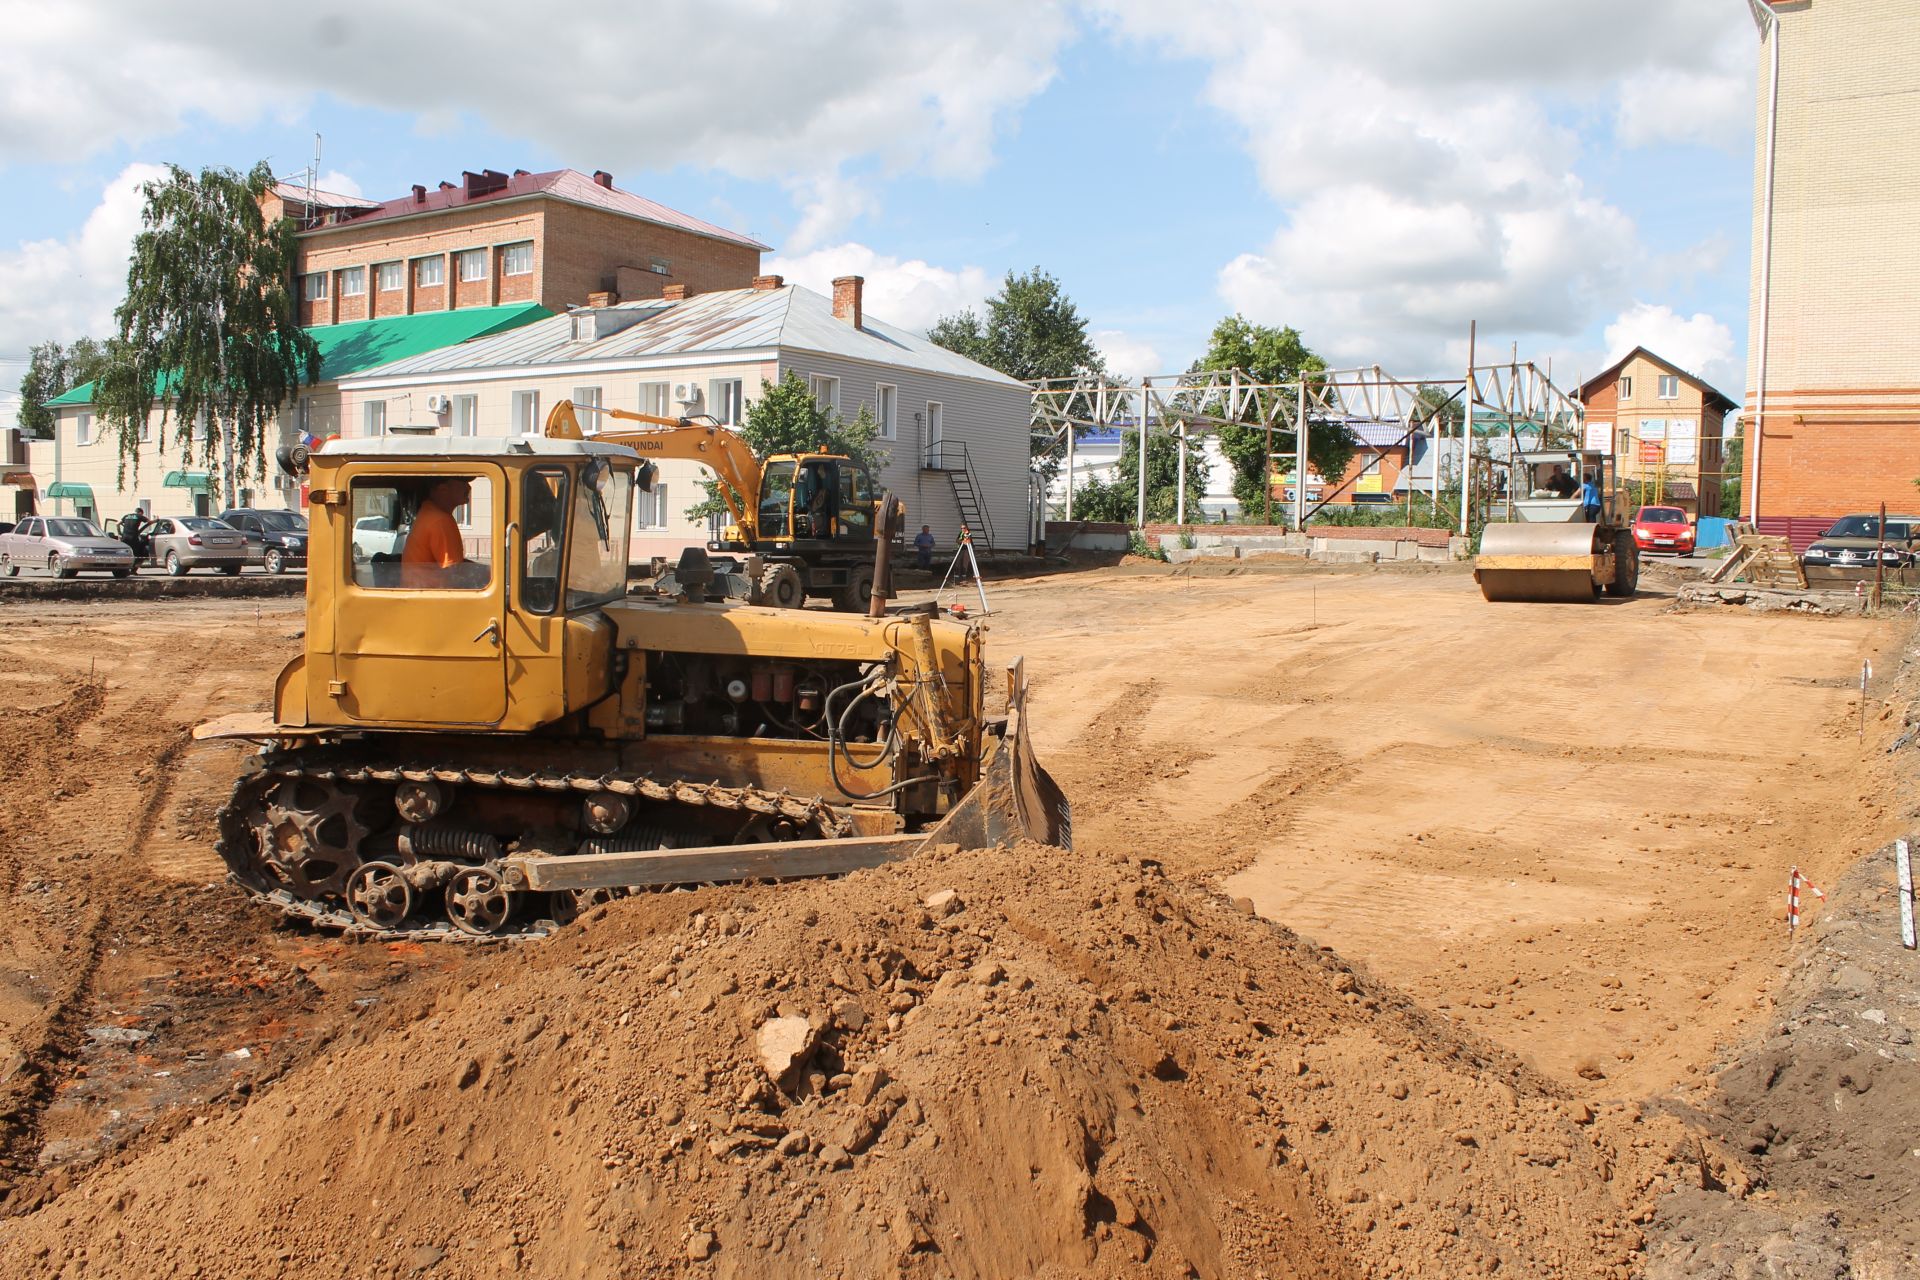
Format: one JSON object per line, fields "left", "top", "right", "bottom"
{"left": 415, "top": 256, "right": 445, "bottom": 288}
{"left": 521, "top": 467, "right": 568, "bottom": 614}
{"left": 648, "top": 256, "right": 670, "bottom": 275}
{"left": 512, "top": 390, "right": 540, "bottom": 435}
{"left": 565, "top": 461, "right": 633, "bottom": 610}
{"left": 350, "top": 475, "right": 494, "bottom": 591}
{"left": 341, "top": 266, "right": 366, "bottom": 297}
{"left": 302, "top": 272, "right": 328, "bottom": 301}
{"left": 138, "top": 416, "right": 151, "bottom": 444}
{"left": 364, "top": 401, "right": 387, "bottom": 437}
{"left": 1617, "top": 375, "right": 1631, "bottom": 399}
{"left": 639, "top": 381, "right": 670, "bottom": 417}
{"left": 573, "top": 386, "right": 602, "bottom": 412}
{"left": 809, "top": 374, "right": 839, "bottom": 414}
{"left": 451, "top": 394, "right": 478, "bottom": 437}
{"left": 1658, "top": 374, "right": 1680, "bottom": 400}
{"left": 75, "top": 411, "right": 93, "bottom": 446}
{"left": 876, "top": 383, "right": 897, "bottom": 440}
{"left": 376, "top": 262, "right": 405, "bottom": 292}
{"left": 710, "top": 379, "right": 744, "bottom": 425}
{"left": 636, "top": 482, "right": 669, "bottom": 530}
{"left": 458, "top": 249, "right": 488, "bottom": 282}
{"left": 502, "top": 243, "right": 534, "bottom": 276}
{"left": 298, "top": 396, "right": 313, "bottom": 435}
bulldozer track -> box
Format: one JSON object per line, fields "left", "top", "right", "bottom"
{"left": 215, "top": 748, "right": 853, "bottom": 943}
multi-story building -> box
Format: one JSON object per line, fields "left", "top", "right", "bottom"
{"left": 332, "top": 276, "right": 1033, "bottom": 562}
{"left": 1578, "top": 347, "right": 1734, "bottom": 519}
{"left": 1744, "top": 0, "right": 1920, "bottom": 544}
{"left": 268, "top": 169, "right": 768, "bottom": 328}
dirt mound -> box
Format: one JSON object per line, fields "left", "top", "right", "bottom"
{"left": 1, "top": 840, "right": 1708, "bottom": 1278}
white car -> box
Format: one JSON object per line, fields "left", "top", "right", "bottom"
{"left": 0, "top": 515, "right": 137, "bottom": 578}
{"left": 352, "top": 515, "right": 408, "bottom": 562}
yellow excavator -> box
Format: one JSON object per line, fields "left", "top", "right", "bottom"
{"left": 1474, "top": 447, "right": 1640, "bottom": 603}
{"left": 544, "top": 399, "right": 886, "bottom": 611}
{"left": 193, "top": 431, "right": 1068, "bottom": 940}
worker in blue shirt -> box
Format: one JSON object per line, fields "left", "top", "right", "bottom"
{"left": 914, "top": 524, "right": 936, "bottom": 570}
{"left": 1579, "top": 472, "right": 1602, "bottom": 523}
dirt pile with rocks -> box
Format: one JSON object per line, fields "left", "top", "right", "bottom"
{"left": 1, "top": 839, "right": 1717, "bottom": 1279}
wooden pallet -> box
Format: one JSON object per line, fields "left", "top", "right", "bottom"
{"left": 1707, "top": 530, "right": 1807, "bottom": 589}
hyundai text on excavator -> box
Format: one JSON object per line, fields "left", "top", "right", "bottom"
{"left": 193, "top": 431, "right": 1068, "bottom": 940}
{"left": 544, "top": 399, "right": 886, "bottom": 611}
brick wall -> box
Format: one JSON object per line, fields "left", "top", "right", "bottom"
{"left": 541, "top": 203, "right": 760, "bottom": 307}
{"left": 1742, "top": 417, "right": 1920, "bottom": 519}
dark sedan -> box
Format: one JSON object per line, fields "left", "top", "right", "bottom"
{"left": 1800, "top": 514, "right": 1920, "bottom": 569}
{"left": 219, "top": 507, "right": 309, "bottom": 574}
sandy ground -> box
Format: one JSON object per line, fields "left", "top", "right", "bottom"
{"left": 0, "top": 566, "right": 1910, "bottom": 1275}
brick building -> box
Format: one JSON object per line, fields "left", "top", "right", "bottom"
{"left": 1578, "top": 348, "right": 1734, "bottom": 519}
{"left": 1745, "top": 1, "right": 1920, "bottom": 544}
{"left": 268, "top": 169, "right": 768, "bottom": 328}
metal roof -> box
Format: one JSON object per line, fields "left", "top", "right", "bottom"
{"left": 344, "top": 285, "right": 1028, "bottom": 389}
{"left": 272, "top": 181, "right": 379, "bottom": 211}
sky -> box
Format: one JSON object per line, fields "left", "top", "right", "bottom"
{"left": 0, "top": 0, "right": 1761, "bottom": 424}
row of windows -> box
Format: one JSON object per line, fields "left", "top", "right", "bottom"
{"left": 73, "top": 410, "right": 205, "bottom": 447}
{"left": 1616, "top": 374, "right": 1683, "bottom": 401}
{"left": 808, "top": 373, "right": 906, "bottom": 441}
{"left": 303, "top": 242, "right": 534, "bottom": 301}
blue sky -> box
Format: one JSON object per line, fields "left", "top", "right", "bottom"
{"left": 0, "top": 0, "right": 1761, "bottom": 425}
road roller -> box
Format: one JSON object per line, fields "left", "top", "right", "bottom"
{"left": 1474, "top": 449, "right": 1639, "bottom": 603}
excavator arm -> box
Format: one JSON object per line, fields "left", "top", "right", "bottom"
{"left": 545, "top": 399, "right": 764, "bottom": 539}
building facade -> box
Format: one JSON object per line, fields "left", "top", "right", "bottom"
{"left": 269, "top": 169, "right": 768, "bottom": 328}
{"left": 333, "top": 276, "right": 1033, "bottom": 562}
{"left": 1745, "top": 0, "right": 1920, "bottom": 537}
{"left": 1579, "top": 348, "right": 1734, "bottom": 518}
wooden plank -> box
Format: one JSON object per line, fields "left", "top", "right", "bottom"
{"left": 504, "top": 833, "right": 927, "bottom": 891}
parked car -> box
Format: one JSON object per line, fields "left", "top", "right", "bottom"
{"left": 219, "top": 507, "right": 309, "bottom": 574}
{"left": 1630, "top": 505, "right": 1695, "bottom": 557}
{"left": 1800, "top": 514, "right": 1920, "bottom": 569}
{"left": 0, "top": 515, "right": 136, "bottom": 578}
{"left": 142, "top": 515, "right": 249, "bottom": 575}
{"left": 352, "top": 514, "right": 408, "bottom": 562}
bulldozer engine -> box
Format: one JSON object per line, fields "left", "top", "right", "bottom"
{"left": 196, "top": 434, "right": 1067, "bottom": 941}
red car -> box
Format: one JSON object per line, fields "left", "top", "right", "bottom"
{"left": 1631, "top": 505, "right": 1695, "bottom": 556}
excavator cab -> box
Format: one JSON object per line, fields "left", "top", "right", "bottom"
{"left": 771, "top": 454, "right": 878, "bottom": 549}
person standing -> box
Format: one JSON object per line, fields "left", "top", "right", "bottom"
{"left": 914, "top": 524, "right": 936, "bottom": 570}
{"left": 1578, "top": 471, "right": 1602, "bottom": 524}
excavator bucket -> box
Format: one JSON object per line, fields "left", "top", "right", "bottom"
{"left": 928, "top": 662, "right": 1072, "bottom": 851}
{"left": 1474, "top": 522, "right": 1604, "bottom": 603}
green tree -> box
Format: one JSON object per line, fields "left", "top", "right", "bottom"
{"left": 683, "top": 371, "right": 883, "bottom": 521}
{"left": 17, "top": 338, "right": 112, "bottom": 438}
{"left": 1194, "top": 315, "right": 1357, "bottom": 520}
{"left": 1069, "top": 426, "right": 1212, "bottom": 525}
{"left": 1721, "top": 430, "right": 1744, "bottom": 515}
{"left": 95, "top": 161, "right": 319, "bottom": 501}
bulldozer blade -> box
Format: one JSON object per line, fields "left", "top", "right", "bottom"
{"left": 926, "top": 695, "right": 1072, "bottom": 852}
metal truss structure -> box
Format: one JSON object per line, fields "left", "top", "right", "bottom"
{"left": 1030, "top": 327, "right": 1587, "bottom": 535}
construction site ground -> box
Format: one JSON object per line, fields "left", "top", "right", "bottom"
{"left": 0, "top": 563, "right": 1912, "bottom": 1277}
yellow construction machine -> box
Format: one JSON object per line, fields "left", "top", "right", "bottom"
{"left": 1474, "top": 447, "right": 1640, "bottom": 603}
{"left": 545, "top": 399, "right": 886, "bottom": 611}
{"left": 194, "top": 432, "right": 1068, "bottom": 940}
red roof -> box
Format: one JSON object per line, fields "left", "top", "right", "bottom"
{"left": 300, "top": 168, "right": 769, "bottom": 252}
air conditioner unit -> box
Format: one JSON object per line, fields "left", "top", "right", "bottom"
{"left": 673, "top": 382, "right": 701, "bottom": 407}
{"left": 425, "top": 394, "right": 450, "bottom": 415}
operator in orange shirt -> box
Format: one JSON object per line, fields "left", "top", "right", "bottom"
{"left": 400, "top": 476, "right": 473, "bottom": 587}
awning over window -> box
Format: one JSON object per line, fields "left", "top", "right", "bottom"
{"left": 162, "top": 470, "right": 212, "bottom": 492}
{"left": 0, "top": 469, "right": 34, "bottom": 487}
{"left": 44, "top": 481, "right": 93, "bottom": 500}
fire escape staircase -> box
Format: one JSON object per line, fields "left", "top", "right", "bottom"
{"left": 921, "top": 442, "right": 995, "bottom": 549}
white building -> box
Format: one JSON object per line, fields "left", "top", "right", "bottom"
{"left": 335, "top": 276, "right": 1032, "bottom": 560}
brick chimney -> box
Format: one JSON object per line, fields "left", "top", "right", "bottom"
{"left": 587, "top": 290, "right": 616, "bottom": 308}
{"left": 752, "top": 274, "right": 785, "bottom": 291}
{"left": 831, "top": 276, "right": 863, "bottom": 328}
{"left": 662, "top": 284, "right": 689, "bottom": 302}
{"left": 412, "top": 183, "right": 427, "bottom": 204}
{"left": 593, "top": 170, "right": 614, "bottom": 189}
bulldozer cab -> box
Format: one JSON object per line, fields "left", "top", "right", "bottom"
{"left": 298, "top": 437, "right": 636, "bottom": 733}
{"left": 759, "top": 454, "right": 877, "bottom": 549}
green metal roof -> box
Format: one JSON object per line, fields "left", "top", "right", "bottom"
{"left": 161, "top": 470, "right": 212, "bottom": 491}
{"left": 43, "top": 304, "right": 552, "bottom": 408}
{"left": 44, "top": 481, "right": 93, "bottom": 499}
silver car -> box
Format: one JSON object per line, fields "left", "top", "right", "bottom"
{"left": 0, "top": 515, "right": 137, "bottom": 578}
{"left": 145, "top": 516, "right": 249, "bottom": 575}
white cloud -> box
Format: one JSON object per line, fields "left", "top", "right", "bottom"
{"left": 1603, "top": 302, "right": 1739, "bottom": 391}
{"left": 767, "top": 243, "right": 993, "bottom": 335}
{"left": 783, "top": 172, "right": 879, "bottom": 254}
{"left": 0, "top": 162, "right": 165, "bottom": 352}
{"left": 1092, "top": 329, "right": 1162, "bottom": 377}
{"left": 312, "top": 170, "right": 362, "bottom": 198}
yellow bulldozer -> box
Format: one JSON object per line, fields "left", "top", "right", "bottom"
{"left": 545, "top": 399, "right": 887, "bottom": 611}
{"left": 1474, "top": 447, "right": 1641, "bottom": 603}
{"left": 194, "top": 431, "right": 1068, "bottom": 940}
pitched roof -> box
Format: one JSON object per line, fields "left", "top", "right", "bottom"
{"left": 343, "top": 285, "right": 1029, "bottom": 389}
{"left": 44, "top": 304, "right": 552, "bottom": 407}
{"left": 271, "top": 180, "right": 379, "bottom": 212}
{"left": 302, "top": 168, "right": 770, "bottom": 252}
{"left": 1577, "top": 346, "right": 1737, "bottom": 413}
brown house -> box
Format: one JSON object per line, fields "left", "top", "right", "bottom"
{"left": 1578, "top": 348, "right": 1736, "bottom": 519}
{"left": 266, "top": 168, "right": 768, "bottom": 326}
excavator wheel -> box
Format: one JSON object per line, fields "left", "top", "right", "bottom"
{"left": 758, "top": 563, "right": 805, "bottom": 609}
{"left": 1607, "top": 530, "right": 1640, "bottom": 597}
{"left": 832, "top": 568, "right": 875, "bottom": 613}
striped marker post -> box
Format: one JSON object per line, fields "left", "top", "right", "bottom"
{"left": 1787, "top": 865, "right": 1826, "bottom": 938}
{"left": 1897, "top": 839, "right": 1915, "bottom": 951}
